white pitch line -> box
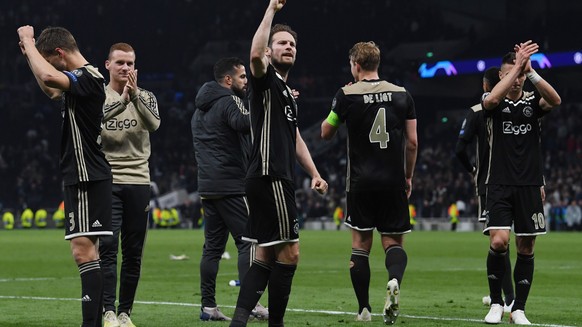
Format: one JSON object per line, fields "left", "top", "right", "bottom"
{"left": 0, "top": 295, "right": 577, "bottom": 327}
{"left": 0, "top": 277, "right": 75, "bottom": 283}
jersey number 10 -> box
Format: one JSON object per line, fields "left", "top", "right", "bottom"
{"left": 531, "top": 212, "right": 545, "bottom": 230}
{"left": 369, "top": 107, "right": 390, "bottom": 149}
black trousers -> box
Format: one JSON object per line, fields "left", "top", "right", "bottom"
{"left": 99, "top": 184, "right": 150, "bottom": 314}
{"left": 200, "top": 195, "right": 251, "bottom": 308}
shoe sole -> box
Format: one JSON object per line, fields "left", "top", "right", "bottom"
{"left": 200, "top": 312, "right": 230, "bottom": 321}
{"left": 248, "top": 313, "right": 269, "bottom": 321}
{"left": 383, "top": 282, "right": 399, "bottom": 325}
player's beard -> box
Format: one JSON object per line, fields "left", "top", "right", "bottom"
{"left": 233, "top": 87, "right": 246, "bottom": 99}
{"left": 272, "top": 58, "right": 293, "bottom": 75}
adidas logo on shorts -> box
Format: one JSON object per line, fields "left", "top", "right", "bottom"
{"left": 92, "top": 220, "right": 102, "bottom": 228}
{"left": 81, "top": 295, "right": 92, "bottom": 302}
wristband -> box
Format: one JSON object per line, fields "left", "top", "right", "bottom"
{"left": 526, "top": 71, "right": 542, "bottom": 85}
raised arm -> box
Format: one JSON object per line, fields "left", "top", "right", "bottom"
{"left": 129, "top": 71, "right": 160, "bottom": 131}
{"left": 250, "top": 0, "right": 285, "bottom": 78}
{"left": 17, "top": 25, "right": 66, "bottom": 100}
{"left": 483, "top": 41, "right": 538, "bottom": 110}
{"left": 523, "top": 66, "right": 561, "bottom": 110}
{"left": 133, "top": 89, "right": 160, "bottom": 131}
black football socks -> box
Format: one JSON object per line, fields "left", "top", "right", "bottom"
{"left": 385, "top": 245, "right": 408, "bottom": 285}
{"left": 268, "top": 261, "right": 297, "bottom": 326}
{"left": 230, "top": 260, "right": 271, "bottom": 326}
{"left": 502, "top": 247, "right": 515, "bottom": 305}
{"left": 350, "top": 249, "right": 371, "bottom": 314}
{"left": 78, "top": 260, "right": 102, "bottom": 327}
{"left": 486, "top": 247, "right": 507, "bottom": 305}
{"left": 512, "top": 253, "right": 534, "bottom": 312}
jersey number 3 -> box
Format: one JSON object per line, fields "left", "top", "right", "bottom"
{"left": 369, "top": 107, "right": 390, "bottom": 149}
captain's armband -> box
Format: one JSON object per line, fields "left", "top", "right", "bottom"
{"left": 326, "top": 111, "right": 341, "bottom": 127}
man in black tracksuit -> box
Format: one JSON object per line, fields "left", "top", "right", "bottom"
{"left": 192, "top": 57, "right": 266, "bottom": 321}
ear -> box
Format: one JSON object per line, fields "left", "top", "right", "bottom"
{"left": 55, "top": 48, "right": 66, "bottom": 58}
{"left": 224, "top": 75, "right": 233, "bottom": 86}
{"left": 105, "top": 60, "right": 111, "bottom": 70}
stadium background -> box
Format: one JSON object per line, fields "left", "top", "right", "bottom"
{"left": 1, "top": 0, "right": 582, "bottom": 231}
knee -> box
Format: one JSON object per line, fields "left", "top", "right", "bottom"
{"left": 278, "top": 247, "right": 299, "bottom": 265}
{"left": 71, "top": 247, "right": 96, "bottom": 265}
{"left": 490, "top": 238, "right": 509, "bottom": 252}
{"left": 70, "top": 238, "right": 98, "bottom": 265}
{"left": 282, "top": 251, "right": 299, "bottom": 265}
{"left": 202, "top": 242, "right": 227, "bottom": 258}
{"left": 516, "top": 239, "right": 535, "bottom": 255}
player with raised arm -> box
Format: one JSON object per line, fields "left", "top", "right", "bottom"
{"left": 229, "top": 1, "right": 328, "bottom": 326}
{"left": 18, "top": 25, "right": 112, "bottom": 327}
{"left": 455, "top": 67, "right": 515, "bottom": 312}
{"left": 482, "top": 41, "right": 561, "bottom": 325}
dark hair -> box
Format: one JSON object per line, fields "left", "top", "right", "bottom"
{"left": 268, "top": 24, "right": 297, "bottom": 47}
{"left": 501, "top": 52, "right": 516, "bottom": 66}
{"left": 483, "top": 66, "right": 500, "bottom": 87}
{"left": 108, "top": 42, "right": 135, "bottom": 59}
{"left": 213, "top": 57, "right": 245, "bottom": 82}
{"left": 35, "top": 26, "right": 79, "bottom": 56}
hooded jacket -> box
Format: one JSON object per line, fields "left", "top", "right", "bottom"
{"left": 192, "top": 81, "right": 250, "bottom": 195}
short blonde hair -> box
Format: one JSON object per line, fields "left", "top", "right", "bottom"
{"left": 349, "top": 41, "right": 380, "bottom": 71}
{"left": 108, "top": 42, "right": 135, "bottom": 59}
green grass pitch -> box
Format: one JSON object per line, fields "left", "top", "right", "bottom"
{"left": 0, "top": 229, "right": 580, "bottom": 326}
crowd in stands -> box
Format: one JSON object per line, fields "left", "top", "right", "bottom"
{"left": 2, "top": 1, "right": 581, "bottom": 232}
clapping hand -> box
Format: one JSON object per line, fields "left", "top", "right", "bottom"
{"left": 514, "top": 40, "right": 538, "bottom": 72}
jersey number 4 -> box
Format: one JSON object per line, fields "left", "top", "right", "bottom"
{"left": 369, "top": 107, "right": 390, "bottom": 149}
